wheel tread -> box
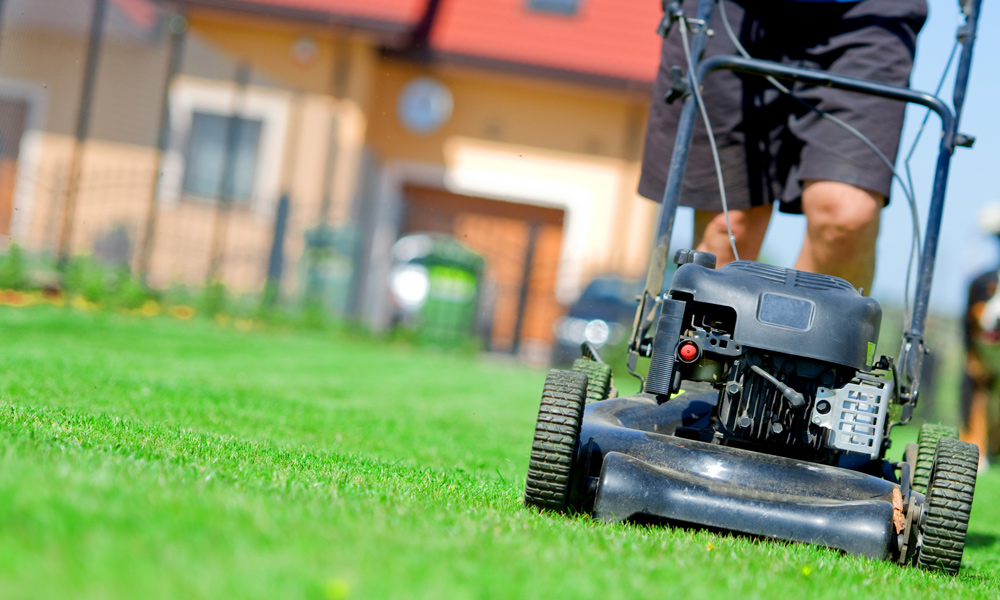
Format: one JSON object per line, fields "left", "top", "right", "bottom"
{"left": 524, "top": 370, "right": 587, "bottom": 512}
{"left": 912, "top": 423, "right": 959, "bottom": 494}
{"left": 571, "top": 358, "right": 615, "bottom": 402}
{"left": 917, "top": 437, "right": 978, "bottom": 575}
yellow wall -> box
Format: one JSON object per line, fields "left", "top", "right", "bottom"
{"left": 0, "top": 29, "right": 169, "bottom": 146}
{"left": 186, "top": 10, "right": 376, "bottom": 105}
{"left": 186, "top": 9, "right": 378, "bottom": 227}
{"left": 365, "top": 58, "right": 657, "bottom": 294}
{"left": 3, "top": 11, "right": 382, "bottom": 294}
{"left": 1, "top": 5, "right": 659, "bottom": 312}
{"left": 366, "top": 59, "right": 648, "bottom": 165}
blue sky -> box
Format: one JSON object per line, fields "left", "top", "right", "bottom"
{"left": 673, "top": 0, "right": 998, "bottom": 317}
{"left": 867, "top": 0, "right": 998, "bottom": 317}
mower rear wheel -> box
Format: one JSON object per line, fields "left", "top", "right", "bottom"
{"left": 571, "top": 358, "right": 615, "bottom": 402}
{"left": 524, "top": 369, "right": 587, "bottom": 512}
{"left": 912, "top": 423, "right": 959, "bottom": 494}
{"left": 917, "top": 437, "right": 978, "bottom": 575}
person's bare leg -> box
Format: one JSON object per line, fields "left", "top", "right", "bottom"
{"left": 694, "top": 204, "right": 773, "bottom": 267}
{"left": 795, "top": 180, "right": 882, "bottom": 292}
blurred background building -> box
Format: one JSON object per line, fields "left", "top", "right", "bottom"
{"left": 0, "top": 0, "right": 665, "bottom": 362}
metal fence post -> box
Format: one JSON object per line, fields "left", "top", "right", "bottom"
{"left": 57, "top": 0, "right": 107, "bottom": 267}
{"left": 205, "top": 60, "right": 250, "bottom": 284}
{"left": 263, "top": 193, "right": 290, "bottom": 306}
{"left": 137, "top": 10, "right": 187, "bottom": 283}
{"left": 511, "top": 221, "right": 540, "bottom": 356}
{"left": 0, "top": 0, "right": 8, "bottom": 57}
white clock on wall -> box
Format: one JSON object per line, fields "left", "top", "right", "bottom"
{"left": 397, "top": 76, "right": 453, "bottom": 134}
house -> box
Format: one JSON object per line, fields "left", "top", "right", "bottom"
{"left": 0, "top": 0, "right": 665, "bottom": 361}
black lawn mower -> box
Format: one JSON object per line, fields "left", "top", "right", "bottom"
{"left": 524, "top": 0, "right": 983, "bottom": 575}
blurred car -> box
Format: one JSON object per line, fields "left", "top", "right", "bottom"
{"left": 551, "top": 275, "right": 643, "bottom": 365}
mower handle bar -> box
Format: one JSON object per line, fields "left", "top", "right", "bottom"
{"left": 631, "top": 0, "right": 982, "bottom": 407}
{"left": 694, "top": 55, "right": 956, "bottom": 338}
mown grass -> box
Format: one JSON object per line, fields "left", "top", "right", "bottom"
{"left": 0, "top": 306, "right": 997, "bottom": 599}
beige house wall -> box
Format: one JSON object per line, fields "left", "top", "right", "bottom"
{"left": 0, "top": 26, "right": 169, "bottom": 145}
{"left": 14, "top": 136, "right": 156, "bottom": 254}
{"left": 364, "top": 58, "right": 656, "bottom": 303}
{"left": 0, "top": 5, "right": 659, "bottom": 330}
{"left": 165, "top": 12, "right": 379, "bottom": 292}
{"left": 0, "top": 25, "right": 168, "bottom": 255}
{"left": 0, "top": 11, "right": 380, "bottom": 294}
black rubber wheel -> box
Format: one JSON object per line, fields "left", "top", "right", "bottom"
{"left": 917, "top": 437, "right": 978, "bottom": 575}
{"left": 571, "top": 358, "right": 615, "bottom": 402}
{"left": 912, "top": 423, "right": 959, "bottom": 495}
{"left": 524, "top": 369, "right": 587, "bottom": 512}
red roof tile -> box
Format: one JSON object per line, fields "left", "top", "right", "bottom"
{"left": 430, "top": 0, "right": 663, "bottom": 85}
{"left": 183, "top": 0, "right": 663, "bottom": 84}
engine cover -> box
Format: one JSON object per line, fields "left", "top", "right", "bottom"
{"left": 668, "top": 261, "right": 881, "bottom": 370}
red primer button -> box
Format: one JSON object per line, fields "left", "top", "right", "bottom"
{"left": 678, "top": 342, "right": 698, "bottom": 362}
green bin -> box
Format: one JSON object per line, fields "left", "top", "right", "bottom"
{"left": 388, "top": 234, "right": 485, "bottom": 348}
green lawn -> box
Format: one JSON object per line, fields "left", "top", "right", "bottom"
{"left": 0, "top": 307, "right": 997, "bottom": 599}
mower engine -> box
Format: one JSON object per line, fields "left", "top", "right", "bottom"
{"left": 645, "top": 251, "right": 891, "bottom": 461}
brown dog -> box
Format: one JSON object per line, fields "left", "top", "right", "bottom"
{"left": 962, "top": 264, "right": 1000, "bottom": 467}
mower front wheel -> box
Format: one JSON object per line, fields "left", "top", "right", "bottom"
{"left": 917, "top": 437, "right": 978, "bottom": 575}
{"left": 524, "top": 369, "right": 587, "bottom": 512}
{"left": 571, "top": 358, "right": 615, "bottom": 402}
{"left": 912, "top": 423, "right": 959, "bottom": 494}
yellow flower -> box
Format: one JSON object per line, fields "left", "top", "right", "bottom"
{"left": 168, "top": 305, "right": 195, "bottom": 320}
{"left": 1, "top": 290, "right": 30, "bottom": 307}
{"left": 140, "top": 300, "right": 161, "bottom": 317}
{"left": 71, "top": 295, "right": 99, "bottom": 311}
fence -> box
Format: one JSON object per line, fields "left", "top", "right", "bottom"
{"left": 0, "top": 0, "right": 342, "bottom": 303}
{"left": 0, "top": 0, "right": 621, "bottom": 363}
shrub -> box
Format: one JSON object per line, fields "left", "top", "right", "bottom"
{"left": 0, "top": 244, "right": 29, "bottom": 290}
{"left": 199, "top": 281, "right": 228, "bottom": 317}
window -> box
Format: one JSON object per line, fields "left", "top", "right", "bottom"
{"left": 181, "top": 111, "right": 262, "bottom": 202}
{"left": 162, "top": 78, "right": 291, "bottom": 216}
{"left": 527, "top": 0, "right": 580, "bottom": 16}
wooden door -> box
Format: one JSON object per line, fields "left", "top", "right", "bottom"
{"left": 402, "top": 185, "right": 565, "bottom": 354}
{"left": 0, "top": 98, "right": 29, "bottom": 236}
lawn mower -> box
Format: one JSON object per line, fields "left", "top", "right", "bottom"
{"left": 524, "top": 0, "right": 983, "bottom": 575}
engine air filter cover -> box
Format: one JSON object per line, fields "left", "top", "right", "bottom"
{"left": 668, "top": 261, "right": 881, "bottom": 370}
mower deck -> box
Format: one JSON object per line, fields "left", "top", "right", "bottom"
{"left": 580, "top": 388, "right": 910, "bottom": 560}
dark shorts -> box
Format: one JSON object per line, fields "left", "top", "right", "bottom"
{"left": 637, "top": 0, "right": 928, "bottom": 214}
